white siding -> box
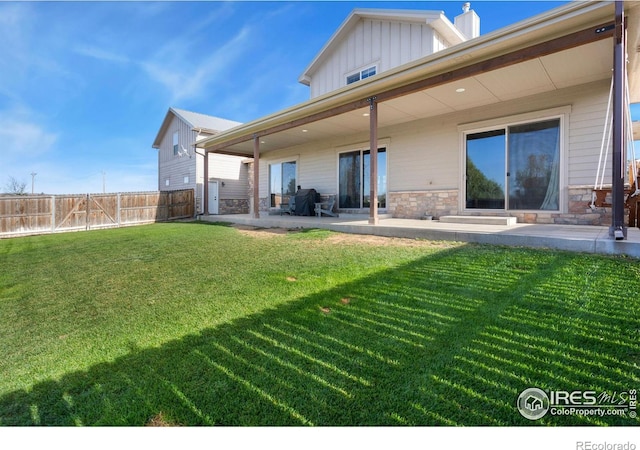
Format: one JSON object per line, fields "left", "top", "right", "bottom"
{"left": 207, "top": 154, "right": 248, "bottom": 200}
{"left": 310, "top": 18, "right": 439, "bottom": 98}
{"left": 261, "top": 81, "right": 610, "bottom": 209}
{"left": 567, "top": 87, "right": 610, "bottom": 186}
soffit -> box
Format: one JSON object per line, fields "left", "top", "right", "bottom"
{"left": 218, "top": 38, "right": 613, "bottom": 157}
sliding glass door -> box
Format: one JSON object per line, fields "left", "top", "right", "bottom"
{"left": 507, "top": 120, "right": 560, "bottom": 210}
{"left": 339, "top": 152, "right": 361, "bottom": 208}
{"left": 339, "top": 148, "right": 386, "bottom": 209}
{"left": 465, "top": 119, "right": 560, "bottom": 211}
{"left": 466, "top": 130, "right": 506, "bottom": 209}
{"left": 269, "top": 160, "right": 296, "bottom": 207}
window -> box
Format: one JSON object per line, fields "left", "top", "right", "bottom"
{"left": 165, "top": 178, "right": 170, "bottom": 187}
{"left": 465, "top": 118, "right": 560, "bottom": 211}
{"left": 183, "top": 176, "right": 189, "bottom": 184}
{"left": 339, "top": 148, "right": 386, "bottom": 209}
{"left": 269, "top": 161, "right": 297, "bottom": 207}
{"left": 173, "top": 131, "right": 179, "bottom": 156}
{"left": 346, "top": 66, "right": 377, "bottom": 85}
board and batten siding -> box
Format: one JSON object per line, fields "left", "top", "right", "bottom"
{"left": 259, "top": 80, "right": 610, "bottom": 213}
{"left": 158, "top": 114, "right": 197, "bottom": 192}
{"left": 310, "top": 18, "right": 449, "bottom": 99}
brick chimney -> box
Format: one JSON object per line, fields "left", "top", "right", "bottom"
{"left": 454, "top": 2, "right": 480, "bottom": 40}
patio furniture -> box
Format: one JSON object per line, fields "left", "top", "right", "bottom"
{"left": 280, "top": 197, "right": 295, "bottom": 215}
{"left": 315, "top": 195, "right": 339, "bottom": 217}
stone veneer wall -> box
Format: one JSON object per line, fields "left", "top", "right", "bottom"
{"left": 219, "top": 199, "right": 249, "bottom": 214}
{"left": 388, "top": 190, "right": 459, "bottom": 219}
{"left": 511, "top": 186, "right": 611, "bottom": 225}
{"left": 388, "top": 187, "right": 616, "bottom": 226}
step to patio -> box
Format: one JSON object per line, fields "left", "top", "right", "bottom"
{"left": 438, "top": 215, "right": 518, "bottom": 226}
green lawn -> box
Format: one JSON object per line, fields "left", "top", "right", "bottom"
{"left": 0, "top": 222, "right": 638, "bottom": 426}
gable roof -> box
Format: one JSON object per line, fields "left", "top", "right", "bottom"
{"left": 298, "top": 8, "right": 466, "bottom": 86}
{"left": 152, "top": 107, "right": 241, "bottom": 148}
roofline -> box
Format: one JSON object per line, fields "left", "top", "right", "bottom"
{"left": 298, "top": 8, "right": 460, "bottom": 86}
{"left": 151, "top": 107, "right": 194, "bottom": 149}
{"left": 198, "top": 1, "right": 618, "bottom": 152}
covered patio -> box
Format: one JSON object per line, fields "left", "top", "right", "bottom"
{"left": 197, "top": 1, "right": 640, "bottom": 240}
{"left": 198, "top": 212, "right": 640, "bottom": 258}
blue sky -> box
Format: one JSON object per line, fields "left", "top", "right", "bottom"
{"left": 1, "top": 0, "right": 637, "bottom": 195}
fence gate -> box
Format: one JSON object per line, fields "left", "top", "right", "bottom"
{"left": 54, "top": 195, "right": 88, "bottom": 231}
{"left": 88, "top": 194, "right": 119, "bottom": 229}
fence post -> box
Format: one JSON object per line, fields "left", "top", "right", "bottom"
{"left": 51, "top": 196, "right": 56, "bottom": 233}
{"left": 86, "top": 194, "right": 90, "bottom": 231}
{"left": 117, "top": 193, "right": 121, "bottom": 227}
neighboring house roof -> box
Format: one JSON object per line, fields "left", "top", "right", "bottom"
{"left": 197, "top": 1, "right": 639, "bottom": 156}
{"left": 298, "top": 8, "right": 466, "bottom": 86}
{"left": 152, "top": 107, "right": 241, "bottom": 148}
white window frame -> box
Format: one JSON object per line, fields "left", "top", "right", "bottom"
{"left": 345, "top": 64, "right": 378, "bottom": 86}
{"left": 268, "top": 156, "right": 299, "bottom": 208}
{"left": 457, "top": 106, "right": 571, "bottom": 214}
{"left": 172, "top": 131, "right": 179, "bottom": 156}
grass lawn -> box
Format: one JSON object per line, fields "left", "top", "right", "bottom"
{"left": 0, "top": 222, "right": 638, "bottom": 426}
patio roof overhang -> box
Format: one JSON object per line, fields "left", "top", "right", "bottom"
{"left": 196, "top": 1, "right": 640, "bottom": 158}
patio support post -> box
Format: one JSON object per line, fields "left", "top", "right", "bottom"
{"left": 253, "top": 135, "right": 260, "bottom": 219}
{"left": 203, "top": 150, "right": 209, "bottom": 215}
{"left": 368, "top": 96, "right": 379, "bottom": 225}
{"left": 611, "top": 0, "right": 626, "bottom": 240}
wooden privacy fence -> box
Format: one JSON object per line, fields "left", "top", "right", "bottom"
{"left": 0, "top": 189, "right": 194, "bottom": 237}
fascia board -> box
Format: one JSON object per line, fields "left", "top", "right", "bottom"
{"left": 427, "top": 13, "right": 466, "bottom": 46}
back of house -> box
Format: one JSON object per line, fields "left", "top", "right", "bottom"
{"left": 195, "top": 1, "right": 640, "bottom": 227}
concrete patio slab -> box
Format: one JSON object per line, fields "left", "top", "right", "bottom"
{"left": 198, "top": 213, "right": 640, "bottom": 258}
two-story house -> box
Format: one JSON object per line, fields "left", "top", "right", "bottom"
{"left": 152, "top": 107, "right": 249, "bottom": 215}
{"left": 196, "top": 2, "right": 640, "bottom": 227}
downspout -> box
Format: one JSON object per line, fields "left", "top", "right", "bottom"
{"left": 204, "top": 150, "right": 209, "bottom": 216}
{"left": 611, "top": 0, "right": 626, "bottom": 240}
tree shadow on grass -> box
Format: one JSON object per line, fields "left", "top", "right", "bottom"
{"left": 1, "top": 245, "right": 638, "bottom": 426}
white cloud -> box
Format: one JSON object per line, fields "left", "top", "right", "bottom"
{"left": 73, "top": 44, "right": 130, "bottom": 64}
{"left": 0, "top": 117, "right": 58, "bottom": 163}
{"left": 141, "top": 24, "right": 252, "bottom": 104}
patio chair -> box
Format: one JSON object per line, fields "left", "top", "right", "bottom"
{"left": 315, "top": 195, "right": 339, "bottom": 218}
{"left": 280, "top": 196, "right": 295, "bottom": 215}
